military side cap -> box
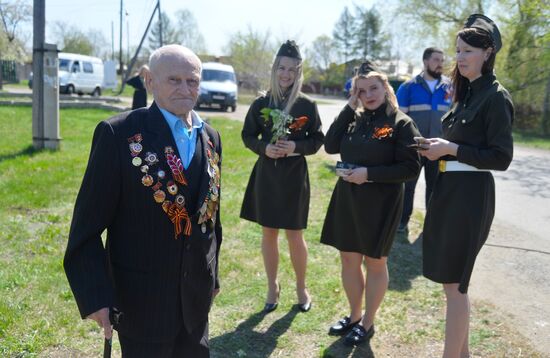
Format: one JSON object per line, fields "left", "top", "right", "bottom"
{"left": 464, "top": 14, "right": 502, "bottom": 53}
{"left": 276, "top": 40, "right": 302, "bottom": 60}
{"left": 358, "top": 60, "right": 380, "bottom": 75}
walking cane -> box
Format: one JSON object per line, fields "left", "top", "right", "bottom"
{"left": 104, "top": 307, "right": 123, "bottom": 358}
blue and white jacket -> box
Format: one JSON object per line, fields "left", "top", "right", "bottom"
{"left": 396, "top": 73, "right": 452, "bottom": 137}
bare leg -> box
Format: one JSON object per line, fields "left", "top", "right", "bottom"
{"left": 285, "top": 229, "right": 310, "bottom": 304}
{"left": 262, "top": 227, "right": 280, "bottom": 303}
{"left": 340, "top": 251, "right": 365, "bottom": 322}
{"left": 362, "top": 256, "right": 389, "bottom": 329}
{"left": 442, "top": 283, "right": 470, "bottom": 358}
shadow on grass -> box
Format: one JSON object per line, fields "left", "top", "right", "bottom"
{"left": 210, "top": 307, "right": 299, "bottom": 357}
{"left": 0, "top": 145, "right": 36, "bottom": 164}
{"left": 388, "top": 232, "right": 423, "bottom": 292}
{"left": 322, "top": 336, "right": 375, "bottom": 357}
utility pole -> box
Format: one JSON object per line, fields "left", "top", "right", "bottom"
{"left": 119, "top": 0, "right": 123, "bottom": 78}
{"left": 158, "top": 0, "right": 163, "bottom": 47}
{"left": 32, "top": 0, "right": 60, "bottom": 150}
{"left": 111, "top": 21, "right": 115, "bottom": 61}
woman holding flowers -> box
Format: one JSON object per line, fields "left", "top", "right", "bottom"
{"left": 321, "top": 62, "right": 420, "bottom": 346}
{"left": 240, "top": 40, "right": 324, "bottom": 313}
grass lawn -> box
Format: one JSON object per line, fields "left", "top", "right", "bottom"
{"left": 0, "top": 106, "right": 541, "bottom": 357}
{"left": 513, "top": 130, "right": 550, "bottom": 150}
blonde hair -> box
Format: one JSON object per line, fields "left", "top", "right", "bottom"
{"left": 268, "top": 56, "right": 304, "bottom": 113}
{"left": 353, "top": 71, "right": 398, "bottom": 116}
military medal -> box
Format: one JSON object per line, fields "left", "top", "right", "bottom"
{"left": 141, "top": 174, "right": 154, "bottom": 187}
{"left": 167, "top": 180, "right": 178, "bottom": 195}
{"left": 154, "top": 190, "right": 166, "bottom": 203}
{"left": 145, "top": 152, "right": 159, "bottom": 166}
{"left": 140, "top": 165, "right": 149, "bottom": 173}
{"left": 165, "top": 146, "right": 188, "bottom": 185}
{"left": 175, "top": 195, "right": 185, "bottom": 207}
{"left": 132, "top": 157, "right": 142, "bottom": 166}
{"left": 157, "top": 170, "right": 166, "bottom": 179}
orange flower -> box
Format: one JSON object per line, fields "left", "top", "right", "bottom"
{"left": 289, "top": 116, "right": 308, "bottom": 131}
{"left": 372, "top": 125, "right": 394, "bottom": 139}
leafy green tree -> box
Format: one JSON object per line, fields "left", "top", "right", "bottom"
{"left": 307, "top": 34, "right": 335, "bottom": 71}
{"left": 332, "top": 7, "right": 357, "bottom": 64}
{"left": 0, "top": 0, "right": 31, "bottom": 61}
{"left": 50, "top": 22, "right": 108, "bottom": 57}
{"left": 147, "top": 12, "right": 181, "bottom": 53}
{"left": 224, "top": 27, "right": 274, "bottom": 91}
{"left": 353, "top": 6, "right": 389, "bottom": 60}
{"left": 500, "top": 0, "right": 550, "bottom": 133}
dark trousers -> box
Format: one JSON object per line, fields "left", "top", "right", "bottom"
{"left": 401, "top": 157, "right": 439, "bottom": 227}
{"left": 119, "top": 320, "right": 209, "bottom": 358}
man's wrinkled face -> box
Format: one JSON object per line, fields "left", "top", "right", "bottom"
{"left": 146, "top": 54, "right": 201, "bottom": 117}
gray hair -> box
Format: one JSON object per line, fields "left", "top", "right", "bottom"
{"left": 268, "top": 56, "right": 303, "bottom": 113}
{"left": 148, "top": 44, "right": 201, "bottom": 74}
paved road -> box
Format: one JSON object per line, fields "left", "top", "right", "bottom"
{"left": 210, "top": 97, "right": 550, "bottom": 354}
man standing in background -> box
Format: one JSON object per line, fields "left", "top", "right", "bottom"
{"left": 396, "top": 47, "right": 452, "bottom": 233}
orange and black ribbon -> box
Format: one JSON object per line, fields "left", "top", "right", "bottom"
{"left": 167, "top": 203, "right": 192, "bottom": 239}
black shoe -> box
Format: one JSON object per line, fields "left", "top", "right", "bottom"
{"left": 298, "top": 300, "right": 312, "bottom": 312}
{"left": 263, "top": 284, "right": 280, "bottom": 313}
{"left": 344, "top": 324, "right": 375, "bottom": 346}
{"left": 328, "top": 316, "right": 361, "bottom": 336}
{"left": 263, "top": 302, "right": 278, "bottom": 313}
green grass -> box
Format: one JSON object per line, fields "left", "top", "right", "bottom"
{"left": 513, "top": 130, "right": 550, "bottom": 150}
{"left": 0, "top": 106, "right": 542, "bottom": 357}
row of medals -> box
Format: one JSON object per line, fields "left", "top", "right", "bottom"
{"left": 128, "top": 136, "right": 186, "bottom": 209}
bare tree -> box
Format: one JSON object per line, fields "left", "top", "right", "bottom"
{"left": 175, "top": 9, "right": 207, "bottom": 54}
{"left": 307, "top": 35, "right": 335, "bottom": 71}
{"left": 0, "top": 0, "right": 31, "bottom": 42}
{"left": 224, "top": 26, "right": 274, "bottom": 91}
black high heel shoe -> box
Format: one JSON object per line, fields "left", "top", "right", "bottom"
{"left": 263, "top": 284, "right": 280, "bottom": 313}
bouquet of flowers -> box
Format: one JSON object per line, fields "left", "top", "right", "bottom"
{"left": 260, "top": 108, "right": 308, "bottom": 143}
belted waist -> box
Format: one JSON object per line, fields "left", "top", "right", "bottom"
{"left": 439, "top": 160, "right": 489, "bottom": 172}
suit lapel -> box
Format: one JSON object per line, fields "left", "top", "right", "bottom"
{"left": 195, "top": 128, "right": 211, "bottom": 215}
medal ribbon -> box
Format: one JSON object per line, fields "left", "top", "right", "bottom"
{"left": 167, "top": 203, "right": 192, "bottom": 239}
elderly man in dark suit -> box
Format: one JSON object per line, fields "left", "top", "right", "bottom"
{"left": 64, "top": 44, "right": 222, "bottom": 357}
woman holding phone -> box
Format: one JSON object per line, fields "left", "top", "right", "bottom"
{"left": 320, "top": 62, "right": 420, "bottom": 346}
{"left": 416, "top": 14, "right": 514, "bottom": 357}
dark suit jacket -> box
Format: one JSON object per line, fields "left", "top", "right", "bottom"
{"left": 64, "top": 102, "right": 222, "bottom": 342}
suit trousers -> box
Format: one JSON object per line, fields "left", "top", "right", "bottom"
{"left": 401, "top": 157, "right": 439, "bottom": 227}
{"left": 118, "top": 320, "right": 209, "bottom": 358}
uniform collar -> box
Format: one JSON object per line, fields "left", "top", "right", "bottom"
{"left": 469, "top": 72, "right": 496, "bottom": 93}
{"left": 362, "top": 103, "right": 387, "bottom": 120}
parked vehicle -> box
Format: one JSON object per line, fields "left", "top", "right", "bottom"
{"left": 196, "top": 62, "right": 238, "bottom": 112}
{"left": 58, "top": 53, "right": 104, "bottom": 96}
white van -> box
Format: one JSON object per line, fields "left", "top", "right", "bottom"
{"left": 196, "top": 62, "right": 238, "bottom": 112}
{"left": 58, "top": 53, "right": 104, "bottom": 96}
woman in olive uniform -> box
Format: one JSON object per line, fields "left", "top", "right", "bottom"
{"left": 126, "top": 65, "right": 149, "bottom": 109}
{"left": 417, "top": 15, "right": 513, "bottom": 357}
{"left": 321, "top": 64, "right": 420, "bottom": 346}
{"left": 240, "top": 40, "right": 324, "bottom": 313}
